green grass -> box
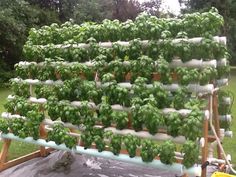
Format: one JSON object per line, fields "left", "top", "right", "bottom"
{"left": 0, "top": 71, "right": 235, "bottom": 162}
{"left": 0, "top": 88, "right": 38, "bottom": 161}
{"left": 222, "top": 69, "right": 236, "bottom": 164}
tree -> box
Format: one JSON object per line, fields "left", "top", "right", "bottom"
{"left": 141, "top": 0, "right": 162, "bottom": 16}
{"left": 0, "top": 0, "right": 59, "bottom": 85}
{"left": 73, "top": 0, "right": 113, "bottom": 24}
{"left": 112, "top": 0, "right": 142, "bottom": 21}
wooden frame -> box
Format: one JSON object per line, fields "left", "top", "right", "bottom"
{"left": 0, "top": 75, "right": 226, "bottom": 177}
{"left": 0, "top": 93, "right": 224, "bottom": 177}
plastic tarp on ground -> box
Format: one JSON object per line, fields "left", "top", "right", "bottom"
{"left": 0, "top": 150, "right": 216, "bottom": 177}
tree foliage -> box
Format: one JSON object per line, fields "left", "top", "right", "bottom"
{"left": 0, "top": 0, "right": 164, "bottom": 85}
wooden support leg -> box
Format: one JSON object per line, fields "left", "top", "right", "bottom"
{"left": 212, "top": 92, "right": 222, "bottom": 159}
{"left": 39, "top": 123, "right": 47, "bottom": 157}
{"left": 0, "top": 139, "right": 11, "bottom": 165}
{"left": 201, "top": 117, "right": 209, "bottom": 177}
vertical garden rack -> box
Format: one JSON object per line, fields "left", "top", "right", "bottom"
{"left": 0, "top": 12, "right": 233, "bottom": 177}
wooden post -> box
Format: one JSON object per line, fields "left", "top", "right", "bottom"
{"left": 201, "top": 96, "right": 210, "bottom": 177}
{"left": 212, "top": 92, "right": 222, "bottom": 159}
{"left": 39, "top": 123, "right": 47, "bottom": 157}
{"left": 0, "top": 139, "right": 11, "bottom": 166}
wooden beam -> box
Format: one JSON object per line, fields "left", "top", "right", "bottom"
{"left": 0, "top": 139, "right": 11, "bottom": 164}
{"left": 201, "top": 100, "right": 209, "bottom": 177}
{"left": 0, "top": 148, "right": 54, "bottom": 172}
{"left": 39, "top": 123, "right": 47, "bottom": 157}
{"left": 213, "top": 92, "right": 222, "bottom": 159}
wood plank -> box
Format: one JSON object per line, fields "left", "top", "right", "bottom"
{"left": 39, "top": 123, "right": 47, "bottom": 157}
{"left": 201, "top": 103, "right": 209, "bottom": 177}
{"left": 213, "top": 92, "right": 222, "bottom": 159}
{"left": 0, "top": 139, "right": 11, "bottom": 164}
{"left": 0, "top": 148, "right": 54, "bottom": 172}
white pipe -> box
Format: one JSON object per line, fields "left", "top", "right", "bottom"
{"left": 7, "top": 95, "right": 15, "bottom": 100}
{"left": 225, "top": 131, "right": 233, "bottom": 138}
{"left": 208, "top": 158, "right": 226, "bottom": 164}
{"left": 17, "top": 61, "right": 37, "bottom": 67}
{"left": 1, "top": 112, "right": 26, "bottom": 120}
{"left": 169, "top": 59, "right": 217, "bottom": 68}
{"left": 112, "top": 82, "right": 214, "bottom": 94}
{"left": 43, "top": 118, "right": 83, "bottom": 130}
{"left": 199, "top": 137, "right": 205, "bottom": 148}
{"left": 29, "top": 97, "right": 47, "bottom": 104}
{"left": 17, "top": 59, "right": 218, "bottom": 69}
{"left": 25, "top": 79, "right": 40, "bottom": 85}
{"left": 7, "top": 96, "right": 209, "bottom": 118}
{"left": 0, "top": 133, "right": 202, "bottom": 176}
{"left": 44, "top": 125, "right": 81, "bottom": 138}
{"left": 219, "top": 36, "right": 227, "bottom": 45}
{"left": 219, "top": 115, "right": 232, "bottom": 122}
{"left": 208, "top": 141, "right": 218, "bottom": 159}
{"left": 222, "top": 97, "right": 231, "bottom": 105}
{"left": 216, "top": 78, "right": 228, "bottom": 87}
{"left": 36, "top": 36, "right": 224, "bottom": 49}
{"left": 11, "top": 77, "right": 215, "bottom": 94}
{"left": 102, "top": 127, "right": 187, "bottom": 144}
{"left": 217, "top": 58, "right": 227, "bottom": 67}
{"left": 1, "top": 112, "right": 204, "bottom": 145}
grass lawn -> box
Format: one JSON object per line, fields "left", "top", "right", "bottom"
{"left": 0, "top": 88, "right": 38, "bottom": 160}
{"left": 0, "top": 70, "right": 235, "bottom": 163}
{"left": 222, "top": 69, "right": 236, "bottom": 164}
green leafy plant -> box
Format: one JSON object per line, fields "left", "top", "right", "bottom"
{"left": 81, "top": 129, "right": 94, "bottom": 149}
{"left": 38, "top": 60, "right": 56, "bottom": 81}
{"left": 110, "top": 134, "right": 122, "bottom": 155}
{"left": 140, "top": 139, "right": 158, "bottom": 162}
{"left": 200, "top": 67, "right": 217, "bottom": 85}
{"left": 130, "top": 55, "right": 154, "bottom": 81}
{"left": 55, "top": 64, "right": 71, "bottom": 80}
{"left": 8, "top": 118, "right": 25, "bottom": 137}
{"left": 99, "top": 96, "right": 113, "bottom": 127}
{"left": 159, "top": 140, "right": 176, "bottom": 165}
{"left": 165, "top": 112, "right": 182, "bottom": 137}
{"left": 132, "top": 77, "right": 150, "bottom": 99}
{"left": 112, "top": 111, "right": 129, "bottom": 130}
{"left": 47, "top": 123, "right": 77, "bottom": 149}
{"left": 94, "top": 134, "right": 106, "bottom": 152}
{"left": 107, "top": 58, "right": 127, "bottom": 82}
{"left": 59, "top": 102, "right": 80, "bottom": 125}
{"left": 46, "top": 96, "right": 61, "bottom": 121}
{"left": 4, "top": 97, "right": 39, "bottom": 116}
{"left": 176, "top": 67, "right": 199, "bottom": 85}
{"left": 25, "top": 110, "right": 44, "bottom": 140}
{"left": 0, "top": 119, "right": 9, "bottom": 134}
{"left": 181, "top": 109, "right": 203, "bottom": 141}
{"left": 131, "top": 97, "right": 144, "bottom": 132}
{"left": 156, "top": 57, "right": 172, "bottom": 84}
{"left": 79, "top": 101, "right": 96, "bottom": 128}
{"left": 11, "top": 81, "right": 30, "bottom": 98}
{"left": 181, "top": 141, "right": 199, "bottom": 168}
{"left": 152, "top": 82, "right": 170, "bottom": 108}
{"left": 140, "top": 98, "right": 163, "bottom": 135}
{"left": 124, "top": 134, "right": 140, "bottom": 158}
{"left": 173, "top": 87, "right": 190, "bottom": 110}
{"left": 127, "top": 39, "right": 142, "bottom": 60}
{"left": 35, "top": 85, "right": 54, "bottom": 99}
